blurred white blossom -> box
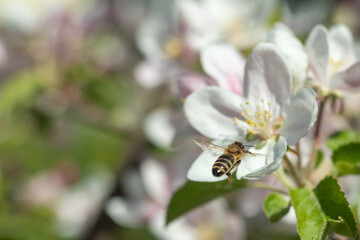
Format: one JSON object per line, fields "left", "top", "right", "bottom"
{"left": 177, "top": 0, "right": 276, "bottom": 50}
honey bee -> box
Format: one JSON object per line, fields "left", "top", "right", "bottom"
{"left": 193, "top": 138, "right": 257, "bottom": 184}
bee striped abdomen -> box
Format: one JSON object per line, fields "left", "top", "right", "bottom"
{"left": 212, "top": 154, "right": 235, "bottom": 177}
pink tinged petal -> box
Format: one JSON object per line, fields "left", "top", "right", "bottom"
{"left": 184, "top": 86, "right": 248, "bottom": 140}
{"left": 236, "top": 136, "right": 287, "bottom": 180}
{"left": 201, "top": 43, "right": 245, "bottom": 95}
{"left": 279, "top": 88, "right": 318, "bottom": 146}
{"left": 244, "top": 43, "right": 292, "bottom": 108}
{"left": 305, "top": 25, "right": 329, "bottom": 84}
{"left": 175, "top": 72, "right": 216, "bottom": 99}
{"left": 330, "top": 61, "right": 360, "bottom": 91}
{"left": 328, "top": 24, "right": 356, "bottom": 65}
{"left": 267, "top": 23, "right": 308, "bottom": 90}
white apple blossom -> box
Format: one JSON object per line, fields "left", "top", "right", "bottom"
{"left": 306, "top": 24, "right": 360, "bottom": 95}
{"left": 184, "top": 43, "right": 318, "bottom": 182}
{"left": 267, "top": 23, "right": 360, "bottom": 96}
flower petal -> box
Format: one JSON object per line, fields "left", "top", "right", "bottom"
{"left": 305, "top": 25, "right": 328, "bottom": 84}
{"left": 187, "top": 150, "right": 227, "bottom": 182}
{"left": 145, "top": 108, "right": 176, "bottom": 149}
{"left": 134, "top": 60, "right": 171, "bottom": 88}
{"left": 279, "top": 88, "right": 318, "bottom": 146}
{"left": 140, "top": 159, "right": 170, "bottom": 205}
{"left": 136, "top": 18, "right": 167, "bottom": 59}
{"left": 330, "top": 61, "right": 360, "bottom": 91}
{"left": 328, "top": 24, "right": 356, "bottom": 65}
{"left": 184, "top": 86, "right": 248, "bottom": 139}
{"left": 201, "top": 43, "right": 245, "bottom": 95}
{"left": 244, "top": 43, "right": 291, "bottom": 108}
{"left": 236, "top": 136, "right": 287, "bottom": 180}
{"left": 175, "top": 72, "right": 216, "bottom": 99}
{"left": 267, "top": 23, "right": 308, "bottom": 91}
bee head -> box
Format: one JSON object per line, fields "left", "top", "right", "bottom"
{"left": 234, "top": 141, "right": 245, "bottom": 150}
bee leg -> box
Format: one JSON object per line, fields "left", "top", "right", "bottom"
{"left": 227, "top": 173, "right": 232, "bottom": 184}
{"left": 244, "top": 149, "right": 255, "bottom": 156}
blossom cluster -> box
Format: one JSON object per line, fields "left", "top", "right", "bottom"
{"left": 179, "top": 23, "right": 360, "bottom": 183}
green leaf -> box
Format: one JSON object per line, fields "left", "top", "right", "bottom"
{"left": 314, "top": 176, "right": 358, "bottom": 237}
{"left": 166, "top": 179, "right": 246, "bottom": 225}
{"left": 327, "top": 131, "right": 360, "bottom": 151}
{"left": 263, "top": 193, "right": 290, "bottom": 223}
{"left": 332, "top": 143, "right": 360, "bottom": 176}
{"left": 334, "top": 161, "right": 360, "bottom": 176}
{"left": 290, "top": 188, "right": 338, "bottom": 240}
{"left": 0, "top": 69, "right": 47, "bottom": 116}
{"left": 290, "top": 176, "right": 358, "bottom": 239}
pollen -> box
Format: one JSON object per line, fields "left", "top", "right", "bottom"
{"left": 235, "top": 98, "right": 275, "bottom": 139}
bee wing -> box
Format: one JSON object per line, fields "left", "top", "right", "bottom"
{"left": 193, "top": 138, "right": 225, "bottom": 155}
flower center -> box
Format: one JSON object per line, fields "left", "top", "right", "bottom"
{"left": 233, "top": 98, "right": 277, "bottom": 140}
{"left": 327, "top": 57, "right": 344, "bottom": 81}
